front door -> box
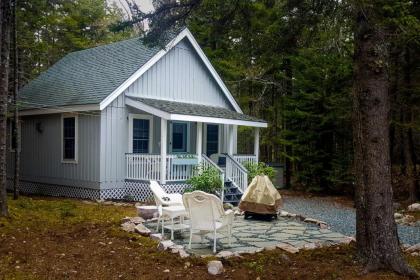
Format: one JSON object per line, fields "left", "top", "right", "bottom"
{"left": 171, "top": 122, "right": 188, "bottom": 153}
{"left": 206, "top": 124, "right": 219, "bottom": 156}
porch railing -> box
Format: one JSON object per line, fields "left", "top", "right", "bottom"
{"left": 202, "top": 154, "right": 225, "bottom": 201}
{"left": 126, "top": 153, "right": 197, "bottom": 182}
{"left": 225, "top": 154, "right": 248, "bottom": 193}
{"left": 126, "top": 154, "right": 161, "bottom": 181}
{"left": 233, "top": 154, "right": 257, "bottom": 166}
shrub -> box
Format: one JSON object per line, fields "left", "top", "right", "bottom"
{"left": 244, "top": 162, "right": 276, "bottom": 183}
{"left": 185, "top": 165, "right": 223, "bottom": 194}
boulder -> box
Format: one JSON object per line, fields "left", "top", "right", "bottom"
{"left": 134, "top": 224, "right": 151, "bottom": 236}
{"left": 178, "top": 249, "right": 190, "bottom": 258}
{"left": 207, "top": 260, "right": 224, "bottom": 275}
{"left": 122, "top": 216, "right": 145, "bottom": 224}
{"left": 401, "top": 215, "right": 415, "bottom": 224}
{"left": 279, "top": 210, "right": 289, "bottom": 217}
{"left": 406, "top": 243, "right": 420, "bottom": 253}
{"left": 276, "top": 243, "right": 299, "bottom": 254}
{"left": 216, "top": 251, "right": 235, "bottom": 259}
{"left": 136, "top": 205, "right": 159, "bottom": 220}
{"left": 157, "top": 240, "right": 174, "bottom": 251}
{"left": 150, "top": 233, "right": 163, "bottom": 241}
{"left": 394, "top": 213, "right": 403, "bottom": 219}
{"left": 408, "top": 203, "right": 420, "bottom": 212}
{"left": 121, "top": 222, "right": 136, "bottom": 233}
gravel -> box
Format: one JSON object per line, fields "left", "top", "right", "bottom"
{"left": 283, "top": 196, "right": 420, "bottom": 245}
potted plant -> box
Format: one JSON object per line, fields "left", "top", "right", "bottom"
{"left": 185, "top": 165, "right": 223, "bottom": 194}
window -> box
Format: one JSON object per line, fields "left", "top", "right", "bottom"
{"left": 62, "top": 115, "right": 78, "bottom": 162}
{"left": 171, "top": 122, "right": 188, "bottom": 153}
{"left": 206, "top": 124, "right": 219, "bottom": 156}
{"left": 133, "top": 119, "right": 150, "bottom": 153}
{"left": 129, "top": 114, "right": 153, "bottom": 154}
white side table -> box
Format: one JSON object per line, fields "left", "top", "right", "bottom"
{"left": 161, "top": 205, "right": 189, "bottom": 240}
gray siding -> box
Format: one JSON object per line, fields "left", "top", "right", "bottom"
{"left": 8, "top": 113, "right": 101, "bottom": 188}
{"left": 124, "top": 39, "right": 233, "bottom": 109}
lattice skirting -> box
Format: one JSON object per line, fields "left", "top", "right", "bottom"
{"left": 6, "top": 180, "right": 100, "bottom": 200}
{"left": 101, "top": 181, "right": 191, "bottom": 201}
{"left": 6, "top": 179, "right": 190, "bottom": 202}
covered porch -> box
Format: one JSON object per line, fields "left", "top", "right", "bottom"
{"left": 124, "top": 97, "right": 267, "bottom": 194}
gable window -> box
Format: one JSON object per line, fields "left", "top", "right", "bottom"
{"left": 62, "top": 114, "right": 78, "bottom": 163}
{"left": 129, "top": 114, "right": 153, "bottom": 154}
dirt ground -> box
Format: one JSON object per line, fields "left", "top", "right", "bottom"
{"left": 0, "top": 195, "right": 419, "bottom": 280}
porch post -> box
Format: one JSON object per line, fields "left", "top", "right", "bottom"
{"left": 196, "top": 122, "right": 203, "bottom": 162}
{"left": 254, "top": 127, "right": 260, "bottom": 162}
{"left": 160, "top": 118, "right": 167, "bottom": 184}
{"left": 227, "top": 124, "right": 234, "bottom": 155}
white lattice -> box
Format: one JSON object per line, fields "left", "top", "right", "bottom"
{"left": 6, "top": 180, "right": 100, "bottom": 200}
{"left": 6, "top": 179, "right": 190, "bottom": 202}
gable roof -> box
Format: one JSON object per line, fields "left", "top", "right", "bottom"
{"left": 19, "top": 28, "right": 243, "bottom": 113}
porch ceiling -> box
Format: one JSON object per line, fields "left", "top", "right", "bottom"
{"left": 125, "top": 96, "right": 268, "bottom": 128}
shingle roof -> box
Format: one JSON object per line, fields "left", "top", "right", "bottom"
{"left": 19, "top": 37, "right": 169, "bottom": 110}
{"left": 131, "top": 97, "right": 266, "bottom": 124}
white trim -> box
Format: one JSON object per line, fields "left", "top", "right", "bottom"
{"left": 125, "top": 98, "right": 267, "bottom": 128}
{"left": 100, "top": 28, "right": 242, "bottom": 113}
{"left": 20, "top": 104, "right": 99, "bottom": 116}
{"left": 128, "top": 114, "right": 154, "bottom": 153}
{"left": 61, "top": 113, "right": 79, "bottom": 164}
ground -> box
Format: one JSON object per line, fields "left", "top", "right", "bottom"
{"left": 0, "top": 195, "right": 419, "bottom": 280}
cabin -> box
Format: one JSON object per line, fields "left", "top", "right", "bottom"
{"left": 7, "top": 28, "right": 267, "bottom": 203}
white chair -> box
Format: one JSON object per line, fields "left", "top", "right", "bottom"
{"left": 150, "top": 181, "right": 184, "bottom": 232}
{"left": 183, "top": 191, "right": 234, "bottom": 253}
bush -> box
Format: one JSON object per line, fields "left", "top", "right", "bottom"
{"left": 185, "top": 165, "right": 222, "bottom": 194}
{"left": 244, "top": 162, "right": 276, "bottom": 183}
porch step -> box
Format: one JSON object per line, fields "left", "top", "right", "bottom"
{"left": 223, "top": 180, "right": 242, "bottom": 206}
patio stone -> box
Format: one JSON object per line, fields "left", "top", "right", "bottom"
{"left": 251, "top": 241, "right": 281, "bottom": 248}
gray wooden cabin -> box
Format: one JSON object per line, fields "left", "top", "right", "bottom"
{"left": 7, "top": 28, "right": 267, "bottom": 202}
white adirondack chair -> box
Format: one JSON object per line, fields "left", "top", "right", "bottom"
{"left": 150, "top": 180, "right": 184, "bottom": 231}
{"left": 183, "top": 191, "right": 234, "bottom": 253}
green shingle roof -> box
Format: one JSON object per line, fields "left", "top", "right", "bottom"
{"left": 19, "top": 37, "right": 168, "bottom": 110}
{"left": 131, "top": 97, "right": 266, "bottom": 124}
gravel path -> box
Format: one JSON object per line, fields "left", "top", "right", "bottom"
{"left": 283, "top": 196, "right": 420, "bottom": 245}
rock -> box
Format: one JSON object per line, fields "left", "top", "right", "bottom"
{"left": 264, "top": 245, "right": 277, "bottom": 251}
{"left": 82, "top": 200, "right": 96, "bottom": 205}
{"left": 136, "top": 205, "right": 159, "bottom": 220}
{"left": 170, "top": 244, "right": 184, "bottom": 254}
{"left": 279, "top": 210, "right": 289, "bottom": 217}
{"left": 216, "top": 251, "right": 235, "bottom": 259}
{"left": 163, "top": 269, "right": 170, "bottom": 273}
{"left": 157, "top": 240, "right": 174, "bottom": 251}
{"left": 319, "top": 222, "right": 329, "bottom": 229}
{"left": 408, "top": 203, "right": 420, "bottom": 212}
{"left": 134, "top": 224, "right": 151, "bottom": 236}
{"left": 304, "top": 218, "right": 318, "bottom": 224}
{"left": 303, "top": 243, "right": 317, "bottom": 250}
{"left": 406, "top": 244, "right": 420, "bottom": 253}
{"left": 234, "top": 209, "right": 244, "bottom": 216}
{"left": 178, "top": 249, "right": 190, "bottom": 258}
{"left": 340, "top": 236, "right": 356, "bottom": 244}
{"left": 279, "top": 253, "right": 290, "bottom": 262}
{"left": 207, "top": 260, "right": 224, "bottom": 275}
{"left": 276, "top": 243, "right": 299, "bottom": 254}
{"left": 223, "top": 203, "right": 234, "bottom": 210}
{"left": 121, "top": 222, "right": 136, "bottom": 233}
{"left": 96, "top": 199, "right": 105, "bottom": 203}
{"left": 411, "top": 252, "right": 419, "bottom": 256}
{"left": 394, "top": 212, "right": 403, "bottom": 219}
{"left": 401, "top": 215, "right": 415, "bottom": 224}
{"left": 150, "top": 233, "right": 163, "bottom": 241}
{"left": 184, "top": 262, "right": 191, "bottom": 269}
{"left": 121, "top": 216, "right": 144, "bottom": 224}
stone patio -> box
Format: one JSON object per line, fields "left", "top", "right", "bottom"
{"left": 144, "top": 216, "right": 350, "bottom": 256}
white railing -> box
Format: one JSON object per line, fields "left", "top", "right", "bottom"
{"left": 225, "top": 154, "right": 248, "bottom": 193}
{"left": 166, "top": 154, "right": 196, "bottom": 182}
{"left": 202, "top": 154, "right": 225, "bottom": 201}
{"left": 126, "top": 154, "right": 161, "bottom": 181}
{"left": 233, "top": 154, "right": 257, "bottom": 166}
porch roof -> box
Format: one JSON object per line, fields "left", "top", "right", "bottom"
{"left": 126, "top": 97, "right": 268, "bottom": 128}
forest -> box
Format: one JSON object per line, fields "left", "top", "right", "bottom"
{"left": 0, "top": 0, "right": 419, "bottom": 278}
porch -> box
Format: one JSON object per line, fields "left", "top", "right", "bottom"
{"left": 124, "top": 97, "right": 267, "bottom": 199}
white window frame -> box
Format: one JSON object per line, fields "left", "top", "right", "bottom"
{"left": 128, "top": 114, "right": 154, "bottom": 154}
{"left": 61, "top": 113, "right": 78, "bottom": 164}
{"left": 169, "top": 121, "right": 190, "bottom": 154}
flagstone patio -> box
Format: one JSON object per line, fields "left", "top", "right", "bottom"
{"left": 144, "top": 216, "right": 350, "bottom": 255}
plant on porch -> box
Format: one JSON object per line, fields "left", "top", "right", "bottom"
{"left": 244, "top": 162, "right": 275, "bottom": 184}
{"left": 185, "top": 165, "right": 222, "bottom": 194}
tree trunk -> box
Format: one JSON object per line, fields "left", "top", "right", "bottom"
{"left": 283, "top": 57, "right": 292, "bottom": 189}
{"left": 0, "top": 0, "right": 12, "bottom": 217}
{"left": 352, "top": 6, "right": 417, "bottom": 276}
{"left": 12, "top": 0, "right": 19, "bottom": 200}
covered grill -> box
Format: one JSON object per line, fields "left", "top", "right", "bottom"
{"left": 239, "top": 175, "right": 283, "bottom": 219}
